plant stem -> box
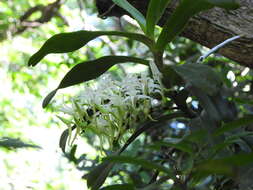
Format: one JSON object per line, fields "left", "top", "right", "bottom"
{"left": 153, "top": 51, "right": 164, "bottom": 71}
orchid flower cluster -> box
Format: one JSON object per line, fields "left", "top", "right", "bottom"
{"left": 58, "top": 63, "right": 165, "bottom": 149}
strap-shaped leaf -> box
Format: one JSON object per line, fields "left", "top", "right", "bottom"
{"left": 28, "top": 30, "right": 152, "bottom": 66}
{"left": 103, "top": 155, "right": 172, "bottom": 175}
{"left": 214, "top": 115, "right": 253, "bottom": 137}
{"left": 42, "top": 56, "right": 149, "bottom": 108}
{"left": 146, "top": 0, "right": 171, "bottom": 38}
{"left": 194, "top": 153, "right": 253, "bottom": 176}
{"left": 112, "top": 0, "right": 146, "bottom": 32}
{"left": 156, "top": 0, "right": 239, "bottom": 50}
{"left": 149, "top": 140, "right": 194, "bottom": 155}
{"left": 85, "top": 162, "right": 114, "bottom": 190}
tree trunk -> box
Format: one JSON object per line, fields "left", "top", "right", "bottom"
{"left": 96, "top": 0, "right": 253, "bottom": 68}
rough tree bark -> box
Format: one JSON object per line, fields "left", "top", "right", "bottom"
{"left": 95, "top": 0, "right": 253, "bottom": 68}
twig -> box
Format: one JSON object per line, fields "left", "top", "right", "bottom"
{"left": 197, "top": 35, "right": 241, "bottom": 63}
{"left": 98, "top": 4, "right": 116, "bottom": 19}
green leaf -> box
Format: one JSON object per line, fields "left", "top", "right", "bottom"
{"left": 214, "top": 115, "right": 253, "bottom": 137}
{"left": 0, "top": 137, "right": 40, "bottom": 149}
{"left": 210, "top": 93, "right": 237, "bottom": 122}
{"left": 85, "top": 162, "right": 114, "bottom": 190}
{"left": 112, "top": 0, "right": 146, "bottom": 32}
{"left": 118, "top": 112, "right": 186, "bottom": 154}
{"left": 43, "top": 89, "right": 57, "bottom": 109}
{"left": 42, "top": 56, "right": 148, "bottom": 108}
{"left": 138, "top": 176, "right": 171, "bottom": 190}
{"left": 100, "top": 184, "right": 135, "bottom": 190}
{"left": 148, "top": 140, "right": 194, "bottom": 155}
{"left": 191, "top": 88, "right": 221, "bottom": 122}
{"left": 59, "top": 125, "right": 76, "bottom": 153}
{"left": 28, "top": 30, "right": 152, "bottom": 66}
{"left": 156, "top": 0, "right": 212, "bottom": 50}
{"left": 146, "top": 0, "right": 171, "bottom": 38}
{"left": 172, "top": 63, "right": 222, "bottom": 96}
{"left": 68, "top": 144, "right": 77, "bottom": 163}
{"left": 194, "top": 153, "right": 253, "bottom": 176}
{"left": 85, "top": 113, "right": 183, "bottom": 190}
{"left": 185, "top": 129, "right": 208, "bottom": 143}
{"left": 172, "top": 64, "right": 223, "bottom": 121}
{"left": 156, "top": 0, "right": 239, "bottom": 50}
{"left": 103, "top": 155, "right": 172, "bottom": 175}
{"left": 210, "top": 132, "right": 253, "bottom": 157}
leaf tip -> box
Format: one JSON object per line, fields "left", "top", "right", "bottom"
{"left": 42, "top": 89, "right": 58, "bottom": 108}
{"left": 28, "top": 51, "right": 44, "bottom": 67}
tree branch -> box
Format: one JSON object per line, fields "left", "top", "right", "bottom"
{"left": 95, "top": 0, "right": 253, "bottom": 68}
{"left": 15, "top": 0, "right": 66, "bottom": 34}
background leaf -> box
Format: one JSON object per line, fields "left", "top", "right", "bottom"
{"left": 112, "top": 0, "right": 146, "bottom": 32}
{"left": 172, "top": 63, "right": 222, "bottom": 95}
{"left": 194, "top": 153, "right": 253, "bottom": 176}
{"left": 214, "top": 115, "right": 253, "bottom": 136}
{"left": 148, "top": 140, "right": 194, "bottom": 155}
{"left": 0, "top": 137, "right": 40, "bottom": 149}
{"left": 103, "top": 155, "right": 172, "bottom": 175}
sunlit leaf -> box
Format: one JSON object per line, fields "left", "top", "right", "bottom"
{"left": 42, "top": 56, "right": 148, "bottom": 108}
{"left": 112, "top": 0, "right": 146, "bottom": 32}
{"left": 156, "top": 0, "right": 239, "bottom": 50}
{"left": 146, "top": 0, "right": 171, "bottom": 38}
{"left": 99, "top": 184, "right": 135, "bottom": 190}
{"left": 28, "top": 30, "right": 152, "bottom": 66}
{"left": 85, "top": 162, "right": 114, "bottom": 190}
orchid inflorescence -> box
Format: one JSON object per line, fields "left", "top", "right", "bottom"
{"left": 58, "top": 62, "right": 165, "bottom": 149}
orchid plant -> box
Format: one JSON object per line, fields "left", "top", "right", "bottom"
{"left": 27, "top": 0, "right": 253, "bottom": 190}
